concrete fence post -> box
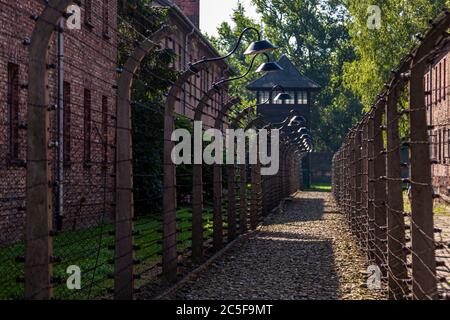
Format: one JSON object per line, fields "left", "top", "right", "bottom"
{"left": 385, "top": 86, "right": 409, "bottom": 299}
{"left": 25, "top": 0, "right": 73, "bottom": 300}
{"left": 115, "top": 26, "right": 170, "bottom": 299}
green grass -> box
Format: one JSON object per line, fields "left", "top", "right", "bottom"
{"left": 403, "top": 191, "right": 449, "bottom": 216}
{"left": 0, "top": 208, "right": 214, "bottom": 300}
{"left": 309, "top": 183, "right": 332, "bottom": 192}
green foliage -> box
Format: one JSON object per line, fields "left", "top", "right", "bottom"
{"left": 342, "top": 0, "right": 446, "bottom": 110}
{"left": 118, "top": 0, "right": 179, "bottom": 216}
{"left": 210, "top": 0, "right": 449, "bottom": 151}
{"left": 252, "top": 0, "right": 366, "bottom": 152}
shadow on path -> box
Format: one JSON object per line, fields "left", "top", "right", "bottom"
{"left": 169, "top": 192, "right": 343, "bottom": 300}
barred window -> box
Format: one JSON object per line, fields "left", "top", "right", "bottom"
{"left": 435, "top": 66, "right": 438, "bottom": 104}
{"left": 260, "top": 91, "right": 270, "bottom": 104}
{"left": 85, "top": 0, "right": 92, "bottom": 27}
{"left": 439, "top": 62, "right": 442, "bottom": 101}
{"left": 433, "top": 131, "right": 437, "bottom": 160}
{"left": 178, "top": 44, "right": 183, "bottom": 70}
{"left": 448, "top": 129, "right": 450, "bottom": 160}
{"left": 84, "top": 89, "right": 92, "bottom": 164}
{"left": 298, "top": 91, "right": 308, "bottom": 105}
{"left": 7, "top": 63, "right": 19, "bottom": 161}
{"left": 444, "top": 58, "right": 447, "bottom": 100}
{"left": 102, "top": 0, "right": 110, "bottom": 38}
{"left": 285, "top": 91, "right": 296, "bottom": 104}
{"left": 102, "top": 96, "right": 108, "bottom": 164}
{"left": 441, "top": 129, "right": 447, "bottom": 163}
{"left": 63, "top": 82, "right": 71, "bottom": 164}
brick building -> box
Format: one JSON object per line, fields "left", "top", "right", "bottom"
{"left": 154, "top": 0, "right": 231, "bottom": 128}
{"left": 0, "top": 0, "right": 118, "bottom": 242}
{"left": 424, "top": 49, "right": 450, "bottom": 203}
{"left": 0, "top": 0, "right": 230, "bottom": 242}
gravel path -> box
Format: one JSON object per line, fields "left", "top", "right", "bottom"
{"left": 167, "top": 191, "right": 382, "bottom": 300}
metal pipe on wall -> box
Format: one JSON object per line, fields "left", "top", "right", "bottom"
{"left": 56, "top": 18, "right": 65, "bottom": 231}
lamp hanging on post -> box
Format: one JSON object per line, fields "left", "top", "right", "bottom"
{"left": 188, "top": 27, "right": 278, "bottom": 73}
{"left": 212, "top": 55, "right": 283, "bottom": 90}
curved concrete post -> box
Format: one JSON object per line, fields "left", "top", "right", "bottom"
{"left": 385, "top": 78, "right": 408, "bottom": 299}
{"left": 214, "top": 97, "right": 241, "bottom": 243}
{"left": 245, "top": 116, "right": 263, "bottom": 230}
{"left": 163, "top": 61, "right": 221, "bottom": 281}
{"left": 115, "top": 25, "right": 171, "bottom": 300}
{"left": 408, "top": 13, "right": 450, "bottom": 300}
{"left": 191, "top": 87, "right": 221, "bottom": 262}
{"left": 25, "top": 0, "right": 73, "bottom": 300}
{"left": 231, "top": 108, "right": 252, "bottom": 234}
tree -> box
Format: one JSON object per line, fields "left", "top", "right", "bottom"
{"left": 342, "top": 0, "right": 446, "bottom": 110}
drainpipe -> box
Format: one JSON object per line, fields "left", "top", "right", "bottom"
{"left": 56, "top": 19, "right": 65, "bottom": 230}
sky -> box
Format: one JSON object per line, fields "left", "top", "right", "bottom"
{"left": 199, "top": 0, "right": 261, "bottom": 37}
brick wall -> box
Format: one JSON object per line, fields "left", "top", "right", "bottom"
{"left": 424, "top": 48, "right": 450, "bottom": 203}
{"left": 0, "top": 1, "right": 230, "bottom": 243}
{"left": 161, "top": 6, "right": 230, "bottom": 129}
{"left": 0, "top": 0, "right": 118, "bottom": 243}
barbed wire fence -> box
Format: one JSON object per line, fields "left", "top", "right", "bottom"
{"left": 0, "top": 0, "right": 307, "bottom": 300}
{"left": 332, "top": 10, "right": 450, "bottom": 300}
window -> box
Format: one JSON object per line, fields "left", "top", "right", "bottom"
{"left": 442, "top": 129, "right": 447, "bottom": 163}
{"left": 166, "top": 37, "right": 174, "bottom": 68}
{"left": 260, "top": 91, "right": 270, "bottom": 104}
{"left": 102, "top": 96, "right": 108, "bottom": 164}
{"left": 433, "top": 131, "right": 437, "bottom": 160}
{"left": 177, "top": 44, "right": 183, "bottom": 70}
{"left": 84, "top": 89, "right": 92, "bottom": 164}
{"left": 298, "top": 91, "right": 308, "bottom": 105}
{"left": 63, "top": 82, "right": 71, "bottom": 164}
{"left": 448, "top": 129, "right": 450, "bottom": 160}
{"left": 285, "top": 91, "right": 296, "bottom": 104}
{"left": 444, "top": 59, "right": 447, "bottom": 100}
{"left": 206, "top": 69, "right": 210, "bottom": 93}
{"left": 438, "top": 130, "right": 442, "bottom": 163}
{"left": 102, "top": 0, "right": 110, "bottom": 38}
{"left": 189, "top": 55, "right": 193, "bottom": 96}
{"left": 435, "top": 66, "right": 438, "bottom": 104}
{"left": 274, "top": 91, "right": 283, "bottom": 104}
{"left": 439, "top": 62, "right": 442, "bottom": 101}
{"left": 85, "top": 0, "right": 92, "bottom": 27}
{"left": 7, "top": 63, "right": 20, "bottom": 162}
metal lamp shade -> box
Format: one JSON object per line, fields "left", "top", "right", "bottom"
{"left": 274, "top": 92, "right": 292, "bottom": 102}
{"left": 244, "top": 39, "right": 278, "bottom": 56}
